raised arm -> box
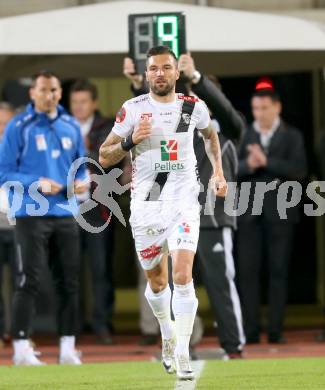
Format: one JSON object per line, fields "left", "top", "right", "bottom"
{"left": 178, "top": 53, "right": 245, "bottom": 143}
{"left": 123, "top": 57, "right": 148, "bottom": 96}
{"left": 193, "top": 76, "right": 245, "bottom": 142}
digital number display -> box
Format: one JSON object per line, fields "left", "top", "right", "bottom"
{"left": 128, "top": 13, "right": 186, "bottom": 74}
{"left": 157, "top": 16, "right": 179, "bottom": 57}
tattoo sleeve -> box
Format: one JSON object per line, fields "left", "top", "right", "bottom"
{"left": 99, "top": 132, "right": 128, "bottom": 168}
{"left": 199, "top": 124, "right": 223, "bottom": 174}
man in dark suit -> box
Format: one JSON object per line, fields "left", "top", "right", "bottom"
{"left": 236, "top": 79, "right": 307, "bottom": 344}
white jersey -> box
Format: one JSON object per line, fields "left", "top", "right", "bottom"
{"left": 112, "top": 93, "right": 210, "bottom": 201}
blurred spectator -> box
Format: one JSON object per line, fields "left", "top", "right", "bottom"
{"left": 69, "top": 79, "right": 115, "bottom": 345}
{"left": 2, "top": 79, "right": 32, "bottom": 109}
{"left": 123, "top": 54, "right": 246, "bottom": 358}
{"left": 0, "top": 102, "right": 15, "bottom": 345}
{"left": 0, "top": 102, "right": 15, "bottom": 138}
{"left": 0, "top": 70, "right": 88, "bottom": 365}
{"left": 236, "top": 79, "right": 307, "bottom": 344}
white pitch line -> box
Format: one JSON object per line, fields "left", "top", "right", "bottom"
{"left": 174, "top": 360, "right": 206, "bottom": 390}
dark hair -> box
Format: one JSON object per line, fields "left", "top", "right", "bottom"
{"left": 146, "top": 45, "right": 177, "bottom": 63}
{"left": 253, "top": 78, "right": 280, "bottom": 102}
{"left": 0, "top": 102, "right": 15, "bottom": 113}
{"left": 31, "top": 70, "right": 60, "bottom": 87}
{"left": 252, "top": 89, "right": 280, "bottom": 102}
{"left": 69, "top": 79, "right": 98, "bottom": 101}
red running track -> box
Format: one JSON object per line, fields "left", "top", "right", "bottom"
{"left": 1, "top": 329, "right": 325, "bottom": 365}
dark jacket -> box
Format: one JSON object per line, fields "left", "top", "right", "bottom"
{"left": 83, "top": 112, "right": 115, "bottom": 225}
{"left": 237, "top": 121, "right": 307, "bottom": 223}
{"left": 87, "top": 111, "right": 115, "bottom": 164}
{"left": 192, "top": 75, "right": 245, "bottom": 229}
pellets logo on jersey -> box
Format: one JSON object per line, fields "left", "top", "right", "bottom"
{"left": 115, "top": 107, "right": 126, "bottom": 123}
{"left": 160, "top": 140, "right": 178, "bottom": 161}
{"left": 140, "top": 245, "right": 162, "bottom": 260}
{"left": 178, "top": 222, "right": 191, "bottom": 234}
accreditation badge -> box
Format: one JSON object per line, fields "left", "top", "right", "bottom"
{"left": 35, "top": 134, "right": 47, "bottom": 151}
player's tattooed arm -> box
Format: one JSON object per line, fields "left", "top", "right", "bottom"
{"left": 99, "top": 118, "right": 151, "bottom": 168}
{"left": 199, "top": 123, "right": 228, "bottom": 197}
{"left": 99, "top": 132, "right": 127, "bottom": 168}
{"left": 199, "top": 123, "right": 222, "bottom": 173}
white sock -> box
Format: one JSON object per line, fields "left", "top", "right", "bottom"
{"left": 144, "top": 283, "right": 174, "bottom": 340}
{"left": 60, "top": 336, "right": 76, "bottom": 357}
{"left": 13, "top": 339, "right": 30, "bottom": 356}
{"left": 172, "top": 280, "right": 198, "bottom": 358}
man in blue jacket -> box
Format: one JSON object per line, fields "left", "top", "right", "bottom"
{"left": 0, "top": 70, "right": 88, "bottom": 365}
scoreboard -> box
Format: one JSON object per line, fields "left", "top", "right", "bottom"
{"left": 128, "top": 12, "right": 186, "bottom": 74}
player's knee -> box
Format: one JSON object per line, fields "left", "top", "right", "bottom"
{"left": 148, "top": 277, "right": 168, "bottom": 293}
{"left": 173, "top": 270, "right": 192, "bottom": 285}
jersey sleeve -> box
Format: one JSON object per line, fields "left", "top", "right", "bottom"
{"left": 195, "top": 100, "right": 211, "bottom": 130}
{"left": 111, "top": 102, "right": 134, "bottom": 138}
{"left": 0, "top": 117, "right": 40, "bottom": 187}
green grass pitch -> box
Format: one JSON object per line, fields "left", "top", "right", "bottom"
{"left": 1, "top": 358, "right": 325, "bottom": 390}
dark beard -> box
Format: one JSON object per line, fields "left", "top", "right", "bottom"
{"left": 150, "top": 81, "right": 174, "bottom": 96}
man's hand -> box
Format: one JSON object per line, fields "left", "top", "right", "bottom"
{"left": 132, "top": 117, "right": 152, "bottom": 144}
{"left": 39, "top": 178, "right": 63, "bottom": 195}
{"left": 178, "top": 53, "right": 196, "bottom": 80}
{"left": 247, "top": 152, "right": 261, "bottom": 170}
{"left": 247, "top": 144, "right": 267, "bottom": 169}
{"left": 74, "top": 180, "right": 89, "bottom": 194}
{"left": 251, "top": 144, "right": 267, "bottom": 167}
{"left": 123, "top": 57, "right": 143, "bottom": 89}
{"left": 210, "top": 171, "right": 228, "bottom": 197}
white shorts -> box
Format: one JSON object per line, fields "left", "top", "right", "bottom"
{"left": 129, "top": 200, "right": 200, "bottom": 270}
